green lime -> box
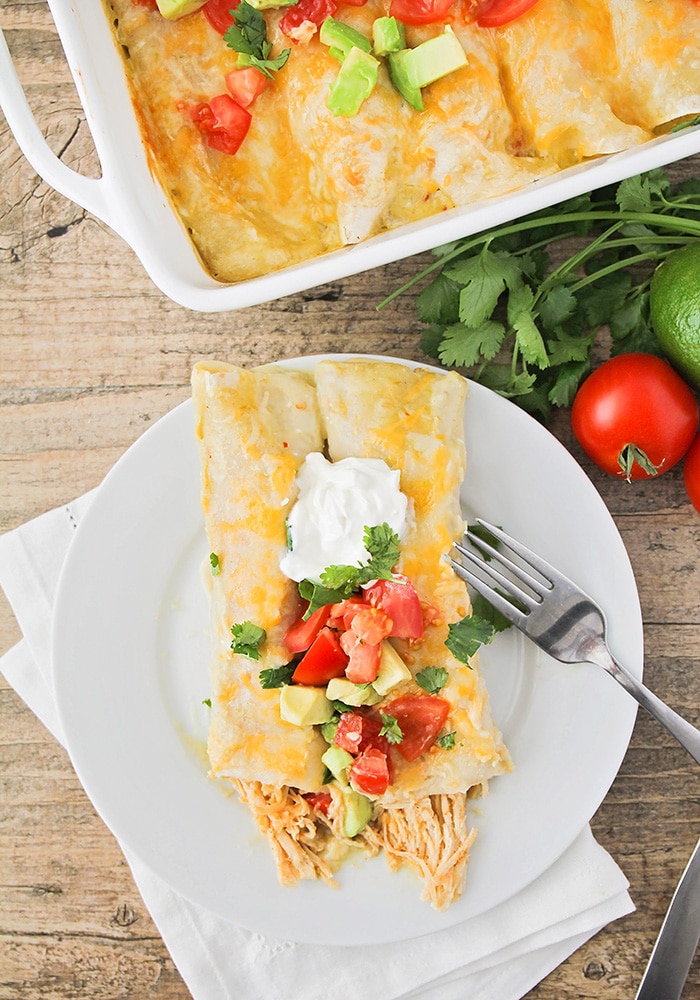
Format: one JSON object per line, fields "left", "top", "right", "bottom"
{"left": 650, "top": 243, "right": 700, "bottom": 391}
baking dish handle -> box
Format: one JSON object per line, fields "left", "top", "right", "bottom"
{"left": 0, "top": 26, "right": 117, "bottom": 231}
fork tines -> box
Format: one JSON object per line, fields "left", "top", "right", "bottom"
{"left": 449, "top": 519, "right": 552, "bottom": 623}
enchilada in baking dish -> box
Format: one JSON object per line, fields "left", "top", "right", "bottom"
{"left": 192, "top": 357, "right": 511, "bottom": 908}
{"left": 105, "top": 0, "right": 700, "bottom": 284}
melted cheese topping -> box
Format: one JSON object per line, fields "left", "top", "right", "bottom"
{"left": 105, "top": 0, "right": 700, "bottom": 284}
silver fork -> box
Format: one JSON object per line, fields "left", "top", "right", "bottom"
{"left": 450, "top": 518, "right": 700, "bottom": 766}
{"left": 450, "top": 518, "right": 700, "bottom": 1000}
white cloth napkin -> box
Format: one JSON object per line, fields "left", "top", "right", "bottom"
{"left": 0, "top": 493, "right": 635, "bottom": 1000}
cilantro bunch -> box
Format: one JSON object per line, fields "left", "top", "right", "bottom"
{"left": 381, "top": 166, "right": 700, "bottom": 419}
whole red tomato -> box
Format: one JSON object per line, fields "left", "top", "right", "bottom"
{"left": 571, "top": 353, "right": 699, "bottom": 481}
{"left": 683, "top": 434, "right": 700, "bottom": 512}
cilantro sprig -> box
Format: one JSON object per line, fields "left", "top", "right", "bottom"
{"left": 415, "top": 666, "right": 448, "bottom": 694}
{"left": 259, "top": 663, "right": 295, "bottom": 688}
{"left": 446, "top": 593, "right": 512, "bottom": 666}
{"left": 230, "top": 620, "right": 267, "bottom": 659}
{"left": 379, "top": 713, "right": 404, "bottom": 744}
{"left": 379, "top": 167, "right": 700, "bottom": 418}
{"left": 224, "top": 1, "right": 290, "bottom": 79}
{"left": 299, "top": 523, "right": 401, "bottom": 617}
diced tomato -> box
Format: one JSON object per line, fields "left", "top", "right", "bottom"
{"left": 225, "top": 67, "right": 268, "bottom": 108}
{"left": 202, "top": 0, "right": 238, "bottom": 32}
{"left": 350, "top": 747, "right": 390, "bottom": 796}
{"left": 186, "top": 95, "right": 252, "bottom": 156}
{"left": 327, "top": 596, "right": 367, "bottom": 631}
{"left": 284, "top": 604, "right": 331, "bottom": 654}
{"left": 349, "top": 606, "right": 393, "bottom": 645}
{"left": 363, "top": 576, "right": 424, "bottom": 639}
{"left": 334, "top": 712, "right": 383, "bottom": 755}
{"left": 474, "top": 0, "right": 541, "bottom": 27}
{"left": 291, "top": 627, "right": 349, "bottom": 685}
{"left": 305, "top": 791, "right": 332, "bottom": 816}
{"left": 340, "top": 630, "right": 382, "bottom": 683}
{"left": 279, "top": 0, "right": 337, "bottom": 37}
{"left": 389, "top": 0, "right": 453, "bottom": 25}
{"left": 338, "top": 0, "right": 368, "bottom": 5}
{"left": 383, "top": 694, "right": 450, "bottom": 762}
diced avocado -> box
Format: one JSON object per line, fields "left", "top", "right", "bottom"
{"left": 387, "top": 50, "right": 423, "bottom": 112}
{"left": 342, "top": 788, "right": 373, "bottom": 838}
{"left": 247, "top": 0, "right": 296, "bottom": 8}
{"left": 155, "top": 0, "right": 207, "bottom": 18}
{"left": 326, "top": 676, "right": 382, "bottom": 707}
{"left": 372, "top": 640, "right": 412, "bottom": 696}
{"left": 404, "top": 26, "right": 468, "bottom": 89}
{"left": 322, "top": 745, "right": 354, "bottom": 785}
{"left": 327, "top": 46, "right": 380, "bottom": 117}
{"left": 321, "top": 719, "right": 339, "bottom": 744}
{"left": 279, "top": 685, "right": 334, "bottom": 726}
{"left": 320, "top": 17, "right": 372, "bottom": 61}
{"left": 372, "top": 16, "right": 406, "bottom": 57}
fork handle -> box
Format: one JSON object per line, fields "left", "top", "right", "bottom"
{"left": 635, "top": 833, "right": 700, "bottom": 1000}
{"left": 593, "top": 648, "right": 700, "bottom": 767}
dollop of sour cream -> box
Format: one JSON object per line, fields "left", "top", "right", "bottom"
{"left": 280, "top": 453, "right": 408, "bottom": 584}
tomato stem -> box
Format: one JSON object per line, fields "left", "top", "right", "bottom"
{"left": 618, "top": 443, "right": 661, "bottom": 482}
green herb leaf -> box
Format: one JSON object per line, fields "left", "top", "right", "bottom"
{"left": 202, "top": 697, "right": 212, "bottom": 708}
{"left": 231, "top": 620, "right": 267, "bottom": 659}
{"left": 259, "top": 663, "right": 295, "bottom": 688}
{"left": 470, "top": 592, "right": 512, "bottom": 634}
{"left": 224, "top": 0, "right": 291, "bottom": 78}
{"left": 209, "top": 552, "right": 221, "bottom": 576}
{"left": 363, "top": 523, "right": 401, "bottom": 580}
{"left": 415, "top": 666, "right": 449, "bottom": 693}
{"left": 436, "top": 730, "right": 456, "bottom": 750}
{"left": 446, "top": 614, "right": 495, "bottom": 664}
{"left": 379, "top": 713, "right": 404, "bottom": 744}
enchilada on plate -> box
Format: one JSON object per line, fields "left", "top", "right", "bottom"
{"left": 192, "top": 357, "right": 511, "bottom": 908}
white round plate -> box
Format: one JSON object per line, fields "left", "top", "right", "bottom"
{"left": 52, "top": 353, "right": 641, "bottom": 945}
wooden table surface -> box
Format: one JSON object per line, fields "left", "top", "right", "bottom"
{"left": 2, "top": 4, "right": 700, "bottom": 997}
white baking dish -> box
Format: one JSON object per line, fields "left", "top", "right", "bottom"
{"left": 2, "top": 1, "right": 700, "bottom": 313}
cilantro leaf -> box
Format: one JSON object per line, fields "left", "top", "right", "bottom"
{"left": 259, "top": 663, "right": 295, "bottom": 688}
{"left": 320, "top": 563, "right": 364, "bottom": 592}
{"left": 470, "top": 593, "right": 512, "bottom": 634}
{"left": 415, "top": 272, "right": 460, "bottom": 326}
{"left": 446, "top": 615, "right": 495, "bottom": 664}
{"left": 299, "top": 578, "right": 351, "bottom": 617}
{"left": 224, "top": 0, "right": 291, "bottom": 78}
{"left": 437, "top": 320, "right": 505, "bottom": 368}
{"left": 415, "top": 666, "right": 449, "bottom": 694}
{"left": 363, "top": 523, "right": 401, "bottom": 581}
{"left": 209, "top": 552, "right": 221, "bottom": 576}
{"left": 436, "top": 730, "right": 456, "bottom": 750}
{"left": 230, "top": 620, "right": 267, "bottom": 659}
{"left": 379, "top": 713, "right": 404, "bottom": 744}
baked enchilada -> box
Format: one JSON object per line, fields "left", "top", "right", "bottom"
{"left": 192, "top": 357, "right": 511, "bottom": 908}
{"left": 104, "top": 0, "right": 700, "bottom": 284}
